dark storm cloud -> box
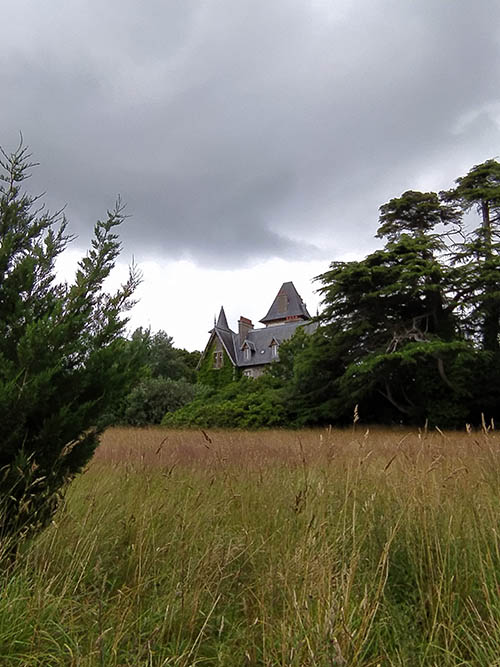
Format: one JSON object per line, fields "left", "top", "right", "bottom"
{"left": 2, "top": 0, "right": 500, "bottom": 266}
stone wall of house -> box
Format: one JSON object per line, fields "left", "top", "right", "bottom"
{"left": 242, "top": 365, "right": 267, "bottom": 379}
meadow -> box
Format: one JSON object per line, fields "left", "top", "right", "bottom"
{"left": 2, "top": 425, "right": 500, "bottom": 666}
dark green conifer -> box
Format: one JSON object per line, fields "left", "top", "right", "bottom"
{"left": 0, "top": 142, "right": 141, "bottom": 545}
{"left": 445, "top": 160, "right": 500, "bottom": 350}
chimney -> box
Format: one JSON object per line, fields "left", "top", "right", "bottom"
{"left": 238, "top": 316, "right": 253, "bottom": 341}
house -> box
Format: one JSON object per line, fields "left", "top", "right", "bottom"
{"left": 198, "top": 282, "right": 317, "bottom": 384}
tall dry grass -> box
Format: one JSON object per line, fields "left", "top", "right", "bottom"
{"left": 1, "top": 425, "right": 500, "bottom": 665}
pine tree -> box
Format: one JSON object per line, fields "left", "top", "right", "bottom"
{"left": 445, "top": 160, "right": 500, "bottom": 350}
{"left": 0, "top": 142, "right": 141, "bottom": 545}
{"left": 294, "top": 191, "right": 471, "bottom": 425}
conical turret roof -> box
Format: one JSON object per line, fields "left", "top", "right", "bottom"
{"left": 215, "top": 306, "right": 230, "bottom": 330}
{"left": 260, "top": 282, "right": 311, "bottom": 325}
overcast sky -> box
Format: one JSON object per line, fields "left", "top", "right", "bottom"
{"left": 2, "top": 1, "right": 500, "bottom": 350}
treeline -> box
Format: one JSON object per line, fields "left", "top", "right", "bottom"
{"left": 165, "top": 159, "right": 500, "bottom": 429}
{"left": 110, "top": 328, "right": 200, "bottom": 425}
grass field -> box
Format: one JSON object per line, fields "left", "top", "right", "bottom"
{"left": 2, "top": 425, "right": 500, "bottom": 666}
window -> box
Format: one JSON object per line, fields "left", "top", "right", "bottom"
{"left": 213, "top": 350, "right": 223, "bottom": 369}
{"left": 243, "top": 369, "right": 253, "bottom": 378}
{"left": 243, "top": 347, "right": 251, "bottom": 361}
{"left": 271, "top": 342, "right": 278, "bottom": 358}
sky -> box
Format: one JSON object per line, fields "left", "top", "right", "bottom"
{"left": 2, "top": 0, "right": 500, "bottom": 350}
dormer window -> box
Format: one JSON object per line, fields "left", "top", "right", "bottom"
{"left": 241, "top": 339, "right": 256, "bottom": 361}
{"left": 270, "top": 341, "right": 279, "bottom": 358}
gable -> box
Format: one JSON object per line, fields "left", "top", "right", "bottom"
{"left": 198, "top": 329, "right": 237, "bottom": 370}
{"left": 197, "top": 333, "right": 238, "bottom": 388}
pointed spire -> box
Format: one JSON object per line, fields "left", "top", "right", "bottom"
{"left": 216, "top": 306, "right": 229, "bottom": 330}
{"left": 260, "top": 282, "right": 311, "bottom": 325}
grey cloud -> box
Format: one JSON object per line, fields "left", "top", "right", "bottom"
{"left": 2, "top": 0, "right": 500, "bottom": 266}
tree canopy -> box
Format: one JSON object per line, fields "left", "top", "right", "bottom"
{"left": 278, "top": 166, "right": 500, "bottom": 427}
{"left": 111, "top": 327, "right": 200, "bottom": 426}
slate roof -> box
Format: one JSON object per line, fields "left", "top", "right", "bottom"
{"left": 237, "top": 320, "right": 317, "bottom": 367}
{"left": 205, "top": 318, "right": 317, "bottom": 368}
{"left": 199, "top": 282, "right": 317, "bottom": 370}
{"left": 216, "top": 306, "right": 229, "bottom": 330}
{"left": 260, "top": 281, "right": 311, "bottom": 324}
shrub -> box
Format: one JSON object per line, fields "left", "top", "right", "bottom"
{"left": 162, "top": 376, "right": 287, "bottom": 428}
{"left": 122, "top": 377, "right": 196, "bottom": 425}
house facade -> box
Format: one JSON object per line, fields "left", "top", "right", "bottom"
{"left": 198, "top": 282, "right": 316, "bottom": 385}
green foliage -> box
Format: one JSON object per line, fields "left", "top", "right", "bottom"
{"left": 108, "top": 329, "right": 200, "bottom": 425}
{"left": 307, "top": 230, "right": 462, "bottom": 425}
{"left": 445, "top": 160, "right": 500, "bottom": 350}
{"left": 163, "top": 375, "right": 286, "bottom": 428}
{"left": 129, "top": 327, "right": 199, "bottom": 382}
{"left": 0, "top": 141, "right": 141, "bottom": 543}
{"left": 197, "top": 339, "right": 236, "bottom": 388}
{"left": 176, "top": 347, "right": 202, "bottom": 372}
{"left": 122, "top": 377, "right": 196, "bottom": 425}
{"left": 276, "top": 179, "right": 500, "bottom": 427}
{"left": 377, "top": 189, "right": 461, "bottom": 242}
{"left": 446, "top": 158, "right": 500, "bottom": 216}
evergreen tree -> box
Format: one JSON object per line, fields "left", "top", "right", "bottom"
{"left": 445, "top": 160, "right": 500, "bottom": 350}
{"left": 377, "top": 189, "right": 461, "bottom": 242}
{"left": 284, "top": 191, "right": 473, "bottom": 425}
{"left": 129, "top": 327, "right": 199, "bottom": 382}
{"left": 376, "top": 190, "right": 460, "bottom": 340}
{"left": 0, "top": 142, "right": 141, "bottom": 544}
